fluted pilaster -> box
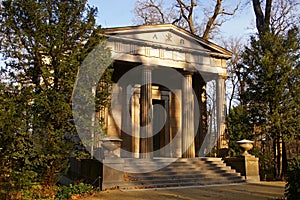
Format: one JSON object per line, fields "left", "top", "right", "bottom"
{"left": 140, "top": 66, "right": 153, "bottom": 159}
{"left": 182, "top": 72, "right": 195, "bottom": 158}
{"left": 216, "top": 75, "right": 227, "bottom": 149}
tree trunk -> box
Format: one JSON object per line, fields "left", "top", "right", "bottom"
{"left": 252, "top": 0, "right": 272, "bottom": 34}
{"left": 276, "top": 132, "right": 283, "bottom": 180}
{"left": 282, "top": 140, "right": 288, "bottom": 178}
{"left": 202, "top": 0, "right": 222, "bottom": 40}
{"left": 273, "top": 137, "right": 277, "bottom": 179}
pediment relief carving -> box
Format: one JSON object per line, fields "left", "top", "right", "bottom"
{"left": 108, "top": 30, "right": 206, "bottom": 52}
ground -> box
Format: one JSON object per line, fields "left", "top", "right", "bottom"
{"left": 81, "top": 181, "right": 286, "bottom": 200}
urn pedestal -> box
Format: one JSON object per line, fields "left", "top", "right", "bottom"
{"left": 224, "top": 139, "right": 260, "bottom": 182}
{"left": 237, "top": 139, "right": 254, "bottom": 156}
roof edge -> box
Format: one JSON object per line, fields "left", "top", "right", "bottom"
{"left": 104, "top": 24, "right": 232, "bottom": 59}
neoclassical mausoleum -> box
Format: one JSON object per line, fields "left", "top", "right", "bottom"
{"left": 70, "top": 24, "right": 250, "bottom": 189}
{"left": 100, "top": 24, "right": 229, "bottom": 158}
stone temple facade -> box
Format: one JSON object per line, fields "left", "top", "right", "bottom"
{"left": 97, "top": 24, "right": 230, "bottom": 160}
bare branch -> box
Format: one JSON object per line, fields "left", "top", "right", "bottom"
{"left": 264, "top": 0, "right": 272, "bottom": 26}
{"left": 221, "top": 3, "right": 240, "bottom": 16}
{"left": 133, "top": 0, "right": 241, "bottom": 39}
{"left": 176, "top": 0, "right": 197, "bottom": 34}
{"left": 133, "top": 0, "right": 166, "bottom": 25}
{"left": 252, "top": 0, "right": 273, "bottom": 34}
{"left": 251, "top": 0, "right": 299, "bottom": 35}
{"left": 149, "top": 0, "right": 166, "bottom": 23}
{"left": 270, "top": 0, "right": 299, "bottom": 35}
{"left": 202, "top": 0, "right": 222, "bottom": 40}
{"left": 252, "top": 0, "right": 265, "bottom": 33}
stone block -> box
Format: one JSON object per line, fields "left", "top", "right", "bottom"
{"left": 224, "top": 155, "right": 260, "bottom": 182}
{"left": 102, "top": 159, "right": 125, "bottom": 190}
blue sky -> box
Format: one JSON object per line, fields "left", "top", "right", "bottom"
{"left": 88, "top": 0, "right": 136, "bottom": 27}
{"left": 88, "top": 0, "right": 256, "bottom": 41}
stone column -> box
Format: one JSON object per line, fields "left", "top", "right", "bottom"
{"left": 132, "top": 85, "right": 140, "bottom": 158}
{"left": 169, "top": 90, "right": 182, "bottom": 158}
{"left": 216, "top": 75, "right": 227, "bottom": 150}
{"left": 192, "top": 74, "right": 206, "bottom": 157}
{"left": 182, "top": 72, "right": 195, "bottom": 158}
{"left": 140, "top": 66, "right": 153, "bottom": 159}
{"left": 161, "top": 91, "right": 170, "bottom": 157}
{"left": 121, "top": 85, "right": 132, "bottom": 158}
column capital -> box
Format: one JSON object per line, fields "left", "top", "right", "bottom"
{"left": 182, "top": 71, "right": 194, "bottom": 76}
{"left": 141, "top": 64, "right": 153, "bottom": 71}
{"left": 217, "top": 74, "right": 229, "bottom": 80}
{"left": 141, "top": 65, "right": 152, "bottom": 85}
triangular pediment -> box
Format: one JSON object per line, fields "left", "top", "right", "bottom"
{"left": 105, "top": 24, "right": 231, "bottom": 58}
{"left": 104, "top": 24, "right": 230, "bottom": 76}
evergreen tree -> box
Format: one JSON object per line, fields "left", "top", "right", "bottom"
{"left": 226, "top": 105, "right": 254, "bottom": 156}
{"left": 0, "top": 83, "right": 38, "bottom": 198}
{"left": 0, "top": 0, "right": 108, "bottom": 196}
{"left": 241, "top": 28, "right": 300, "bottom": 179}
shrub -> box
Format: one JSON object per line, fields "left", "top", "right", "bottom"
{"left": 23, "top": 184, "right": 57, "bottom": 200}
{"left": 285, "top": 156, "right": 300, "bottom": 200}
{"left": 55, "top": 183, "right": 93, "bottom": 200}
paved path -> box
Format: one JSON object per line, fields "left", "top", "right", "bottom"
{"left": 82, "top": 182, "right": 286, "bottom": 200}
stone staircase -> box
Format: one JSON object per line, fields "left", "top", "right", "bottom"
{"left": 104, "top": 157, "right": 245, "bottom": 190}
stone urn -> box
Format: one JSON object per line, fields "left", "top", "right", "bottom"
{"left": 100, "top": 137, "right": 122, "bottom": 158}
{"left": 237, "top": 139, "right": 254, "bottom": 156}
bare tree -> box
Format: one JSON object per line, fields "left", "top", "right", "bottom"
{"left": 202, "top": 0, "right": 239, "bottom": 39}
{"left": 220, "top": 37, "right": 245, "bottom": 113}
{"left": 270, "top": 0, "right": 300, "bottom": 35}
{"left": 133, "top": 0, "right": 167, "bottom": 25}
{"left": 251, "top": 0, "right": 299, "bottom": 35}
{"left": 252, "top": 0, "right": 272, "bottom": 34}
{"left": 133, "top": 0, "right": 240, "bottom": 39}
{"left": 175, "top": 0, "right": 197, "bottom": 34}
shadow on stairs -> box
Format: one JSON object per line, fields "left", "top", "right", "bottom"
{"left": 102, "top": 157, "right": 245, "bottom": 190}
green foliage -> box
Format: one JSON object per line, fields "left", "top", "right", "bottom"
{"left": 55, "top": 183, "right": 93, "bottom": 200}
{"left": 251, "top": 146, "right": 275, "bottom": 180}
{"left": 242, "top": 28, "right": 300, "bottom": 141}
{"left": 0, "top": 0, "right": 109, "bottom": 198}
{"left": 226, "top": 105, "right": 254, "bottom": 156}
{"left": 285, "top": 156, "right": 300, "bottom": 200}
{"left": 240, "top": 27, "right": 300, "bottom": 178}
{"left": 31, "top": 90, "right": 75, "bottom": 186}
{"left": 0, "top": 84, "right": 39, "bottom": 199}
{"left": 22, "top": 185, "right": 57, "bottom": 200}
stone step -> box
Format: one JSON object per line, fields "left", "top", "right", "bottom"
{"left": 124, "top": 172, "right": 243, "bottom": 182}
{"left": 123, "top": 159, "right": 228, "bottom": 168}
{"left": 170, "top": 160, "right": 223, "bottom": 165}
{"left": 124, "top": 176, "right": 245, "bottom": 185}
{"left": 124, "top": 161, "right": 234, "bottom": 172}
{"left": 124, "top": 159, "right": 224, "bottom": 165}
{"left": 164, "top": 163, "right": 228, "bottom": 169}
{"left": 124, "top": 158, "right": 177, "bottom": 163}
{"left": 124, "top": 162, "right": 228, "bottom": 168}
{"left": 102, "top": 157, "right": 246, "bottom": 190}
{"left": 118, "top": 178, "right": 246, "bottom": 190}
{"left": 123, "top": 157, "right": 222, "bottom": 163}
{"left": 124, "top": 167, "right": 238, "bottom": 175}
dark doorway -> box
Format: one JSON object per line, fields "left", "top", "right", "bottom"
{"left": 152, "top": 99, "right": 168, "bottom": 157}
